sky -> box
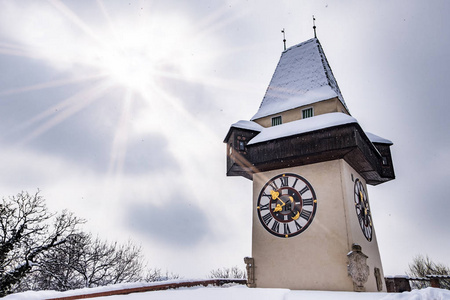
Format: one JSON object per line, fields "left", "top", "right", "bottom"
{"left": 0, "top": 0, "right": 449, "bottom": 279}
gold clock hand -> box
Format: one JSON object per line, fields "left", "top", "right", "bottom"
{"left": 270, "top": 190, "right": 285, "bottom": 204}
{"left": 271, "top": 190, "right": 287, "bottom": 213}
{"left": 273, "top": 204, "right": 283, "bottom": 213}
{"left": 292, "top": 211, "right": 300, "bottom": 220}
{"left": 270, "top": 190, "right": 287, "bottom": 211}
{"left": 270, "top": 190, "right": 278, "bottom": 199}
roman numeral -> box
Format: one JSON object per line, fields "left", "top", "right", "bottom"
{"left": 357, "top": 213, "right": 364, "bottom": 225}
{"left": 271, "top": 221, "right": 280, "bottom": 232}
{"left": 303, "top": 198, "right": 314, "bottom": 206}
{"left": 262, "top": 213, "right": 273, "bottom": 225}
{"left": 270, "top": 181, "right": 278, "bottom": 190}
{"left": 284, "top": 223, "right": 291, "bottom": 235}
{"left": 280, "top": 176, "right": 289, "bottom": 187}
{"left": 292, "top": 178, "right": 298, "bottom": 188}
{"left": 259, "top": 203, "right": 269, "bottom": 211}
{"left": 299, "top": 185, "right": 309, "bottom": 195}
{"left": 262, "top": 192, "right": 272, "bottom": 199}
{"left": 300, "top": 210, "right": 312, "bottom": 221}
{"left": 364, "top": 226, "right": 372, "bottom": 240}
{"left": 294, "top": 220, "right": 302, "bottom": 231}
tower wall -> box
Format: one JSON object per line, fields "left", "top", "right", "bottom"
{"left": 252, "top": 97, "right": 348, "bottom": 127}
{"left": 251, "top": 159, "right": 385, "bottom": 291}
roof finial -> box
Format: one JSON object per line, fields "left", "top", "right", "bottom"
{"left": 281, "top": 28, "right": 286, "bottom": 51}
{"left": 313, "top": 15, "right": 317, "bottom": 38}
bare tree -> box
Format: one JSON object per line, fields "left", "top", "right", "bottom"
{"left": 208, "top": 266, "right": 246, "bottom": 279}
{"left": 144, "top": 268, "right": 180, "bottom": 282}
{"left": 26, "top": 233, "right": 89, "bottom": 291}
{"left": 0, "top": 191, "right": 83, "bottom": 296}
{"left": 407, "top": 255, "right": 450, "bottom": 290}
{"left": 72, "top": 236, "right": 144, "bottom": 287}
{"left": 1, "top": 191, "right": 177, "bottom": 294}
{"left": 28, "top": 233, "right": 146, "bottom": 290}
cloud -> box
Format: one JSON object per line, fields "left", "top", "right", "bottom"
{"left": 25, "top": 117, "right": 178, "bottom": 175}
{"left": 123, "top": 133, "right": 179, "bottom": 174}
{"left": 0, "top": 82, "right": 179, "bottom": 175}
{"left": 159, "top": 77, "right": 209, "bottom": 116}
{"left": 125, "top": 194, "right": 210, "bottom": 248}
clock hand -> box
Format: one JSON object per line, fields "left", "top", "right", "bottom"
{"left": 273, "top": 198, "right": 286, "bottom": 212}
{"left": 288, "top": 197, "right": 301, "bottom": 220}
{"left": 270, "top": 190, "right": 285, "bottom": 204}
{"left": 273, "top": 204, "right": 283, "bottom": 213}
{"left": 271, "top": 190, "right": 287, "bottom": 212}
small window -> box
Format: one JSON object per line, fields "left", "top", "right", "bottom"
{"left": 239, "top": 141, "right": 245, "bottom": 151}
{"left": 272, "top": 116, "right": 282, "bottom": 126}
{"left": 302, "top": 107, "right": 314, "bottom": 119}
{"left": 382, "top": 156, "right": 388, "bottom": 166}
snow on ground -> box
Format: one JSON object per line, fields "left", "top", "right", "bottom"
{"left": 3, "top": 282, "right": 450, "bottom": 300}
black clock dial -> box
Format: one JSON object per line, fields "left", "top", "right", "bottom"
{"left": 354, "top": 178, "right": 373, "bottom": 241}
{"left": 257, "top": 173, "right": 317, "bottom": 238}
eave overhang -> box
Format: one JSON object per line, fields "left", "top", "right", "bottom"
{"left": 224, "top": 122, "right": 395, "bottom": 185}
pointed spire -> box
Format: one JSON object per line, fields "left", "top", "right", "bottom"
{"left": 313, "top": 15, "right": 317, "bottom": 38}
{"left": 281, "top": 28, "right": 286, "bottom": 51}
{"left": 251, "top": 38, "right": 349, "bottom": 121}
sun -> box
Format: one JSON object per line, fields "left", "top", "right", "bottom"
{"left": 91, "top": 15, "right": 191, "bottom": 95}
{"left": 0, "top": 0, "right": 235, "bottom": 178}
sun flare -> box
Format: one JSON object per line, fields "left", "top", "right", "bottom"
{"left": 0, "top": 0, "right": 236, "bottom": 180}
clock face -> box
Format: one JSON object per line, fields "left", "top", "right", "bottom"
{"left": 353, "top": 178, "right": 373, "bottom": 241}
{"left": 256, "top": 173, "right": 317, "bottom": 238}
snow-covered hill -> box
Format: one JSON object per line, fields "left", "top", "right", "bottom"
{"left": 3, "top": 281, "right": 450, "bottom": 300}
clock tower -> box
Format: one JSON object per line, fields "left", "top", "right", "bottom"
{"left": 224, "top": 38, "right": 394, "bottom": 292}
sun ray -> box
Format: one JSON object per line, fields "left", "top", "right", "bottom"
{"left": 189, "top": 3, "right": 251, "bottom": 43}
{"left": 0, "top": 42, "right": 32, "bottom": 53}
{"left": 46, "top": 0, "right": 102, "bottom": 42}
{"left": 147, "top": 81, "right": 221, "bottom": 144}
{"left": 0, "top": 73, "right": 107, "bottom": 96}
{"left": 0, "top": 42, "right": 41, "bottom": 59}
{"left": 108, "top": 88, "right": 133, "bottom": 179}
{"left": 95, "top": 0, "right": 118, "bottom": 37}
{"left": 6, "top": 76, "right": 110, "bottom": 135}
{"left": 16, "top": 80, "right": 113, "bottom": 146}
{"left": 0, "top": 0, "right": 256, "bottom": 180}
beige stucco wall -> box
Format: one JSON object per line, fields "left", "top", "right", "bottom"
{"left": 340, "top": 160, "right": 386, "bottom": 292}
{"left": 251, "top": 160, "right": 385, "bottom": 292}
{"left": 253, "top": 97, "right": 349, "bottom": 128}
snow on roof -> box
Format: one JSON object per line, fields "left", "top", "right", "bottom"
{"left": 230, "top": 120, "right": 264, "bottom": 132}
{"left": 251, "top": 38, "right": 347, "bottom": 121}
{"left": 247, "top": 112, "right": 357, "bottom": 145}
{"left": 366, "top": 132, "right": 393, "bottom": 145}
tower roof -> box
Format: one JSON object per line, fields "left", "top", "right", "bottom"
{"left": 251, "top": 38, "right": 348, "bottom": 121}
